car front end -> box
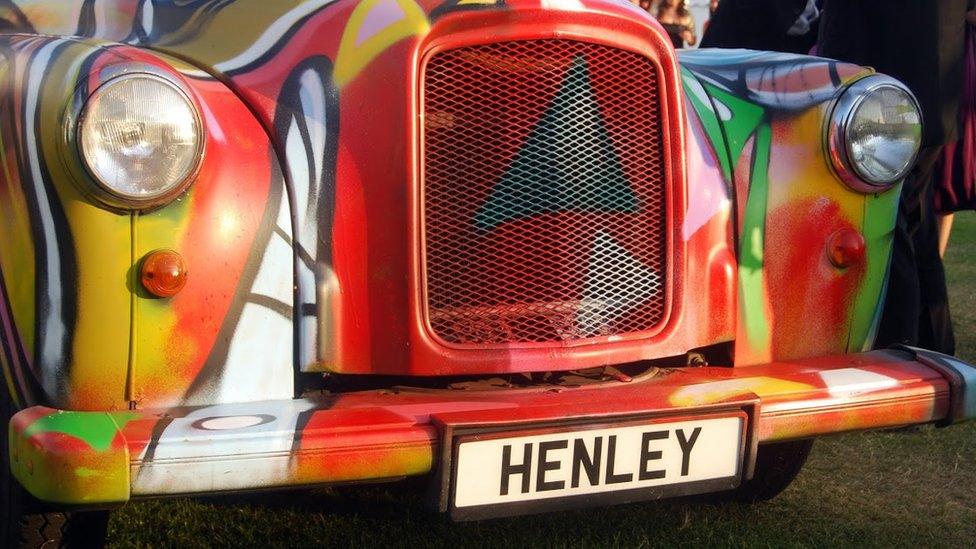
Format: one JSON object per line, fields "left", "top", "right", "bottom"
{"left": 0, "top": 0, "right": 973, "bottom": 523}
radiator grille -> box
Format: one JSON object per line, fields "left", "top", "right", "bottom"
{"left": 422, "top": 39, "right": 668, "bottom": 345}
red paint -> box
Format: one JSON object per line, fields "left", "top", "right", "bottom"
{"left": 112, "top": 58, "right": 278, "bottom": 403}
{"left": 765, "top": 198, "right": 865, "bottom": 359}
{"left": 216, "top": 0, "right": 712, "bottom": 375}
{"left": 423, "top": 40, "right": 669, "bottom": 346}
{"left": 400, "top": 5, "right": 689, "bottom": 375}
{"left": 164, "top": 80, "right": 274, "bottom": 374}
{"left": 733, "top": 134, "right": 756, "bottom": 238}
{"left": 9, "top": 349, "right": 960, "bottom": 503}
{"left": 75, "top": 2, "right": 729, "bottom": 381}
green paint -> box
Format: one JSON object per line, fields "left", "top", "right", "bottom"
{"left": 681, "top": 70, "right": 773, "bottom": 358}
{"left": 738, "top": 123, "right": 773, "bottom": 354}
{"left": 680, "top": 69, "right": 734, "bottom": 181}
{"left": 474, "top": 56, "right": 636, "bottom": 231}
{"left": 848, "top": 185, "right": 901, "bottom": 351}
{"left": 142, "top": 179, "right": 193, "bottom": 224}
{"left": 701, "top": 82, "right": 766, "bottom": 172}
{"left": 23, "top": 411, "right": 139, "bottom": 452}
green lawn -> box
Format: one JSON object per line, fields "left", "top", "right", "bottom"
{"left": 106, "top": 215, "right": 976, "bottom": 548}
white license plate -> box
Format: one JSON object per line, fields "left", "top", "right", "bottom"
{"left": 451, "top": 415, "right": 745, "bottom": 513}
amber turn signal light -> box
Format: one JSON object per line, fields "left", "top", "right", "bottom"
{"left": 827, "top": 228, "right": 866, "bottom": 269}
{"left": 141, "top": 250, "right": 188, "bottom": 298}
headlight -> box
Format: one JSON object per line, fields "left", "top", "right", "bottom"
{"left": 827, "top": 75, "right": 922, "bottom": 192}
{"left": 78, "top": 73, "right": 204, "bottom": 208}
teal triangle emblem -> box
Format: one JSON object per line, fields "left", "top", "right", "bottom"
{"left": 474, "top": 56, "right": 638, "bottom": 231}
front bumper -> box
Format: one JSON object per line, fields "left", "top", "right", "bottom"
{"left": 9, "top": 348, "right": 976, "bottom": 506}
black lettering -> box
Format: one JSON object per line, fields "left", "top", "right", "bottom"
{"left": 571, "top": 437, "right": 603, "bottom": 488}
{"left": 536, "top": 440, "right": 568, "bottom": 492}
{"left": 605, "top": 435, "right": 633, "bottom": 484}
{"left": 639, "top": 430, "right": 668, "bottom": 480}
{"left": 500, "top": 443, "right": 533, "bottom": 496}
{"left": 676, "top": 427, "right": 702, "bottom": 476}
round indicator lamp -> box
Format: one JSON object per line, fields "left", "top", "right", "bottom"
{"left": 827, "top": 229, "right": 866, "bottom": 269}
{"left": 141, "top": 250, "right": 188, "bottom": 298}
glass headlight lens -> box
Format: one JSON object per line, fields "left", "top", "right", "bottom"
{"left": 828, "top": 76, "right": 921, "bottom": 191}
{"left": 846, "top": 86, "right": 921, "bottom": 183}
{"left": 78, "top": 73, "right": 203, "bottom": 206}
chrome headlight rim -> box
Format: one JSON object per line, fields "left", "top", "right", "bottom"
{"left": 827, "top": 74, "right": 922, "bottom": 193}
{"left": 75, "top": 69, "right": 206, "bottom": 210}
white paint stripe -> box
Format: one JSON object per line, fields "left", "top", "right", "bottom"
{"left": 285, "top": 119, "right": 310, "bottom": 221}
{"left": 131, "top": 399, "right": 318, "bottom": 493}
{"left": 141, "top": 0, "right": 155, "bottom": 36}
{"left": 24, "top": 41, "right": 68, "bottom": 396}
{"left": 249, "top": 224, "right": 294, "bottom": 302}
{"left": 540, "top": 0, "right": 585, "bottom": 10}
{"left": 298, "top": 68, "right": 326, "bottom": 208}
{"left": 818, "top": 368, "right": 899, "bottom": 399}
{"left": 213, "top": 1, "right": 339, "bottom": 73}
{"left": 206, "top": 303, "right": 294, "bottom": 404}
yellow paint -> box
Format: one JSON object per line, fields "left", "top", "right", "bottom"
{"left": 9, "top": 415, "right": 131, "bottom": 505}
{"left": 59, "top": 201, "right": 131, "bottom": 410}
{"left": 0, "top": 158, "right": 32, "bottom": 408}
{"left": 767, "top": 107, "right": 864, "bottom": 222}
{"left": 334, "top": 0, "right": 429, "bottom": 87}
{"left": 16, "top": 2, "right": 139, "bottom": 40}
{"left": 0, "top": 59, "right": 36, "bottom": 363}
{"left": 13, "top": 2, "right": 86, "bottom": 36}
{"left": 132, "top": 300, "right": 199, "bottom": 404}
{"left": 36, "top": 42, "right": 131, "bottom": 410}
{"left": 669, "top": 376, "right": 816, "bottom": 407}
{"left": 0, "top": 350, "right": 19, "bottom": 408}
{"left": 0, "top": 161, "right": 36, "bottom": 352}
{"left": 133, "top": 195, "right": 197, "bottom": 406}
{"left": 144, "top": 1, "right": 318, "bottom": 70}
{"left": 764, "top": 107, "right": 867, "bottom": 358}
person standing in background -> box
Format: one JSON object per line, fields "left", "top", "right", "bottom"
{"left": 700, "top": 0, "right": 819, "bottom": 54}
{"left": 937, "top": 6, "right": 976, "bottom": 258}
{"left": 633, "top": 0, "right": 654, "bottom": 13}
{"left": 818, "top": 0, "right": 976, "bottom": 356}
{"left": 657, "top": 0, "right": 697, "bottom": 49}
{"left": 703, "top": 0, "right": 721, "bottom": 36}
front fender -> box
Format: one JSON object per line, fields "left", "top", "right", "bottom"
{"left": 0, "top": 35, "right": 295, "bottom": 411}
{"left": 679, "top": 49, "right": 900, "bottom": 365}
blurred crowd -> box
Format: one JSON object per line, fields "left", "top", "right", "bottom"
{"left": 633, "top": 0, "right": 976, "bottom": 357}
{"left": 631, "top": 0, "right": 820, "bottom": 52}
{"left": 631, "top": 0, "right": 707, "bottom": 49}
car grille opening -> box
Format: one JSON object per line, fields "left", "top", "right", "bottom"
{"left": 422, "top": 39, "right": 668, "bottom": 345}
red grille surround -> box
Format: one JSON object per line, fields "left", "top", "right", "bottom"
{"left": 422, "top": 39, "right": 668, "bottom": 346}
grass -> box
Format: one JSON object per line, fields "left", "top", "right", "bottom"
{"left": 105, "top": 214, "right": 976, "bottom": 548}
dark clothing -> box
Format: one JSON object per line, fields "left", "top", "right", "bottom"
{"left": 819, "top": 0, "right": 972, "bottom": 147}
{"left": 661, "top": 22, "right": 687, "bottom": 49}
{"left": 700, "top": 0, "right": 818, "bottom": 54}
{"left": 874, "top": 148, "right": 956, "bottom": 355}
{"left": 818, "top": 0, "right": 972, "bottom": 356}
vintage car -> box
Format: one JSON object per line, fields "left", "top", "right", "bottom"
{"left": 0, "top": 0, "right": 974, "bottom": 545}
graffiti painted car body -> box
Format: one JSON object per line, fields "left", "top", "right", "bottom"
{"left": 0, "top": 0, "right": 974, "bottom": 532}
